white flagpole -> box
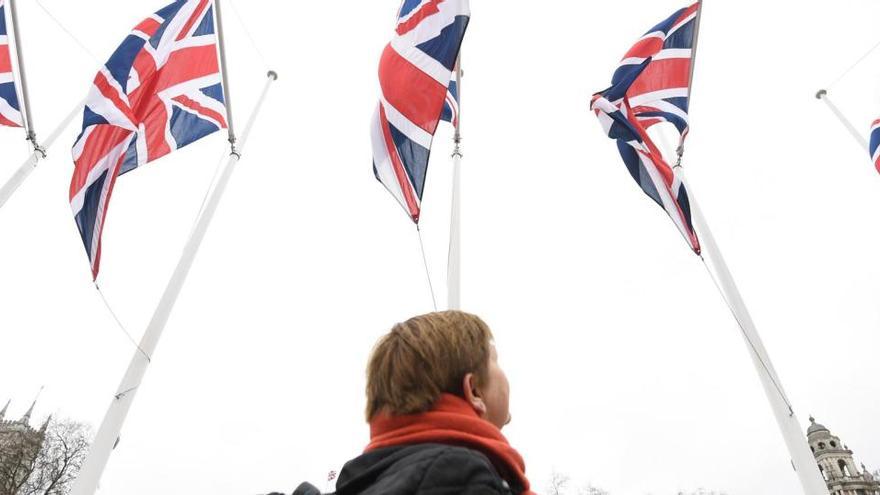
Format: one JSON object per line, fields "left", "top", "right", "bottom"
{"left": 446, "top": 55, "right": 462, "bottom": 310}
{"left": 815, "top": 89, "right": 869, "bottom": 152}
{"left": 673, "top": 5, "right": 825, "bottom": 492}
{"left": 7, "top": 0, "right": 35, "bottom": 141}
{"left": 0, "top": 101, "right": 82, "bottom": 210}
{"left": 69, "top": 70, "right": 277, "bottom": 495}
{"left": 214, "top": 0, "right": 236, "bottom": 147}
{"left": 681, "top": 176, "right": 829, "bottom": 495}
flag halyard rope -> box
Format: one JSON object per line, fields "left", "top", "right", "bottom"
{"left": 417, "top": 225, "right": 438, "bottom": 311}
{"left": 698, "top": 255, "right": 795, "bottom": 415}
{"left": 660, "top": 122, "right": 796, "bottom": 416}
{"left": 227, "top": 0, "right": 269, "bottom": 69}
{"left": 826, "top": 37, "right": 880, "bottom": 90}
{"left": 95, "top": 285, "right": 152, "bottom": 363}
{"left": 34, "top": 0, "right": 100, "bottom": 64}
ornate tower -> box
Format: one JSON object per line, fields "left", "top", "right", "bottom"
{"left": 0, "top": 399, "right": 48, "bottom": 495}
{"left": 807, "top": 417, "right": 880, "bottom": 495}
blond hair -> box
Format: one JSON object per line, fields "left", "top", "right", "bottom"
{"left": 365, "top": 311, "right": 493, "bottom": 420}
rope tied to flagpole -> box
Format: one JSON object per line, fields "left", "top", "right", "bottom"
{"left": 227, "top": 0, "right": 269, "bottom": 69}
{"left": 33, "top": 0, "right": 101, "bottom": 65}
{"left": 697, "top": 255, "right": 795, "bottom": 416}
{"left": 825, "top": 37, "right": 880, "bottom": 90}
{"left": 668, "top": 141, "right": 796, "bottom": 416}
{"left": 658, "top": 117, "right": 796, "bottom": 417}
{"left": 95, "top": 285, "right": 152, "bottom": 363}
{"left": 416, "top": 225, "right": 438, "bottom": 311}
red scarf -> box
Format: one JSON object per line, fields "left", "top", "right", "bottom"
{"left": 366, "top": 394, "right": 535, "bottom": 495}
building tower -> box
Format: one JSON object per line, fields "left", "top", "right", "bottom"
{"left": 0, "top": 399, "right": 48, "bottom": 495}
{"left": 807, "top": 417, "right": 880, "bottom": 495}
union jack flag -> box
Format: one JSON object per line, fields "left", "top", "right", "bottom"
{"left": 0, "top": 0, "right": 22, "bottom": 128}
{"left": 870, "top": 119, "right": 880, "bottom": 174}
{"left": 371, "top": 0, "right": 470, "bottom": 223}
{"left": 591, "top": 2, "right": 701, "bottom": 253}
{"left": 70, "top": 0, "right": 227, "bottom": 279}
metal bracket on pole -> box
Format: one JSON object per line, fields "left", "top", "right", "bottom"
{"left": 31, "top": 140, "right": 46, "bottom": 159}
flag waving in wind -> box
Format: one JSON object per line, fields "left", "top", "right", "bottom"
{"left": 371, "top": 0, "right": 470, "bottom": 223}
{"left": 590, "top": 2, "right": 701, "bottom": 253}
{"left": 70, "top": 0, "right": 228, "bottom": 279}
{"left": 0, "top": 0, "right": 22, "bottom": 128}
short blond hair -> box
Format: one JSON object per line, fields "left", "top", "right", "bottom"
{"left": 365, "top": 311, "right": 493, "bottom": 420}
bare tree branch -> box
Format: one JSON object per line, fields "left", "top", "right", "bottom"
{"left": 1, "top": 418, "right": 91, "bottom": 495}
{"left": 547, "top": 470, "right": 571, "bottom": 495}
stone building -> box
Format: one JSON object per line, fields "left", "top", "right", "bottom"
{"left": 808, "top": 417, "right": 880, "bottom": 495}
{"left": 0, "top": 400, "right": 48, "bottom": 495}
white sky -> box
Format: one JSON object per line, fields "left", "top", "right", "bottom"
{"left": 1, "top": 1, "right": 879, "bottom": 494}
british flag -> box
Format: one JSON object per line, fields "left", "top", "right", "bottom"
{"left": 371, "top": 0, "right": 470, "bottom": 223}
{"left": 591, "top": 2, "right": 701, "bottom": 253}
{"left": 70, "top": 0, "right": 228, "bottom": 279}
{"left": 870, "top": 119, "right": 880, "bottom": 174}
{"left": 0, "top": 0, "right": 22, "bottom": 128}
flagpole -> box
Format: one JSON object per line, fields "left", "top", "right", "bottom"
{"left": 815, "top": 89, "right": 869, "bottom": 152}
{"left": 213, "top": 0, "right": 236, "bottom": 147}
{"left": 69, "top": 70, "right": 277, "bottom": 495}
{"left": 686, "top": 0, "right": 703, "bottom": 102}
{"left": 681, "top": 175, "right": 829, "bottom": 495}
{"left": 0, "top": 101, "right": 82, "bottom": 210}
{"left": 447, "top": 55, "right": 462, "bottom": 310}
{"left": 677, "top": 0, "right": 702, "bottom": 157}
{"left": 7, "top": 0, "right": 36, "bottom": 143}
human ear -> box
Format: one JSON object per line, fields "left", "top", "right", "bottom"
{"left": 462, "top": 373, "right": 487, "bottom": 416}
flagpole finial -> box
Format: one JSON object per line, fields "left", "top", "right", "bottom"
{"left": 267, "top": 70, "right": 278, "bottom": 81}
{"left": 815, "top": 89, "right": 827, "bottom": 99}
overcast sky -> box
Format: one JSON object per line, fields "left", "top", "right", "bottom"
{"left": 1, "top": 1, "right": 879, "bottom": 494}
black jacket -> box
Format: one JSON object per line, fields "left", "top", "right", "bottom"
{"left": 294, "top": 443, "right": 520, "bottom": 495}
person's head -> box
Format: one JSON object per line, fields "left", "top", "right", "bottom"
{"left": 365, "top": 310, "right": 511, "bottom": 429}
